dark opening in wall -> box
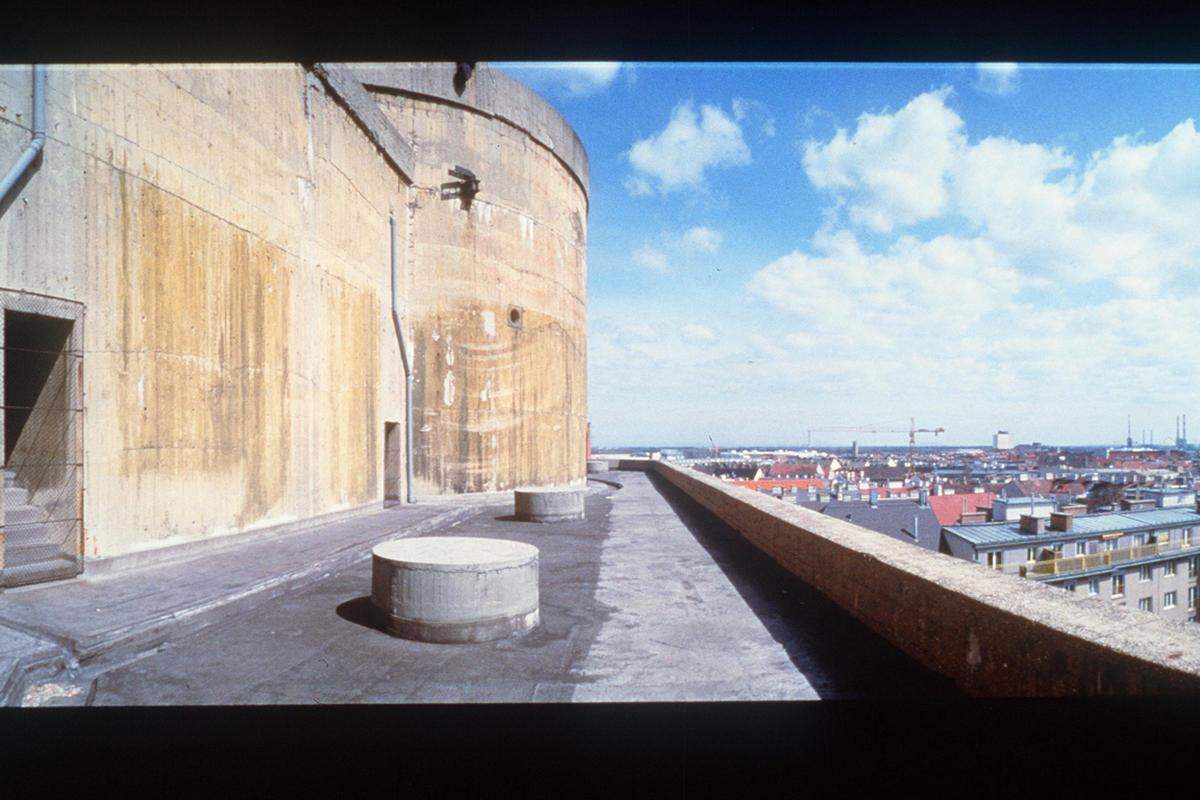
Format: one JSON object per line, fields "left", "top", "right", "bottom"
{"left": 4, "top": 310, "right": 74, "bottom": 463}
{"left": 384, "top": 421, "right": 401, "bottom": 502}
{"left": 507, "top": 305, "right": 523, "bottom": 329}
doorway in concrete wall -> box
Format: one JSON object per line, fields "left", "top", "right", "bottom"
{"left": 1, "top": 292, "right": 85, "bottom": 588}
{"left": 384, "top": 421, "right": 401, "bottom": 504}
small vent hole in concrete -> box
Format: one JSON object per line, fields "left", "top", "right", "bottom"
{"left": 508, "top": 306, "right": 523, "bottom": 329}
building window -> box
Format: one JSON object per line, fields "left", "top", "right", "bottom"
{"left": 1075, "top": 541, "right": 1089, "bottom": 556}
{"left": 1112, "top": 573, "right": 1125, "bottom": 598}
{"left": 1103, "top": 540, "right": 1117, "bottom": 552}
{"left": 1164, "top": 591, "right": 1177, "bottom": 609}
{"left": 1088, "top": 578, "right": 1100, "bottom": 596}
{"left": 1190, "top": 557, "right": 1198, "bottom": 578}
{"left": 986, "top": 551, "right": 1002, "bottom": 570}
{"left": 1139, "top": 597, "right": 1154, "bottom": 612}
{"left": 1139, "top": 565, "right": 1153, "bottom": 582}
{"left": 1026, "top": 547, "right": 1037, "bottom": 562}
{"left": 1136, "top": 533, "right": 1149, "bottom": 546}
{"left": 1065, "top": 582, "right": 1076, "bottom": 593}
{"left": 1164, "top": 561, "right": 1177, "bottom": 578}
{"left": 1190, "top": 587, "right": 1197, "bottom": 610}
{"left": 1184, "top": 528, "right": 1193, "bottom": 546}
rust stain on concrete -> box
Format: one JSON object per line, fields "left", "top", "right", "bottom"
{"left": 321, "top": 278, "right": 379, "bottom": 507}
{"left": 116, "top": 179, "right": 294, "bottom": 529}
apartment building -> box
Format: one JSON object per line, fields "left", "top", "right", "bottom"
{"left": 942, "top": 503, "right": 1200, "bottom": 623}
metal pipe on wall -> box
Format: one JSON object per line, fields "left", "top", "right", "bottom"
{"left": 0, "top": 65, "right": 47, "bottom": 206}
{"left": 390, "top": 212, "right": 416, "bottom": 504}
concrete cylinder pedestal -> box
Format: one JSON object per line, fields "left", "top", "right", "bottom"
{"left": 586, "top": 459, "right": 609, "bottom": 474}
{"left": 514, "top": 487, "right": 586, "bottom": 523}
{"left": 370, "top": 537, "right": 539, "bottom": 643}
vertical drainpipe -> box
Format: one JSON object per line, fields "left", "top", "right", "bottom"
{"left": 390, "top": 213, "right": 416, "bottom": 504}
{"left": 0, "top": 65, "right": 47, "bottom": 205}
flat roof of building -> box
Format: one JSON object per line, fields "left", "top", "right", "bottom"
{"left": 28, "top": 471, "right": 953, "bottom": 703}
{"left": 944, "top": 507, "right": 1200, "bottom": 548}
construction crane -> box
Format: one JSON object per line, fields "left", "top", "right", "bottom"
{"left": 806, "top": 418, "right": 945, "bottom": 459}
{"left": 707, "top": 434, "right": 720, "bottom": 458}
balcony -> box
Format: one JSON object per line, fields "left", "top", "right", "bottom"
{"left": 1020, "top": 540, "right": 1200, "bottom": 578}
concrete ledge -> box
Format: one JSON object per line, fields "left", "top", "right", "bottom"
{"left": 641, "top": 460, "right": 1200, "bottom": 696}
{"left": 586, "top": 459, "right": 609, "bottom": 474}
{"left": 310, "top": 63, "right": 416, "bottom": 182}
{"left": 611, "top": 458, "right": 654, "bottom": 472}
{"left": 83, "top": 501, "right": 386, "bottom": 579}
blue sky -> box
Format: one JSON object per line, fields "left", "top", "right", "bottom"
{"left": 497, "top": 63, "right": 1200, "bottom": 449}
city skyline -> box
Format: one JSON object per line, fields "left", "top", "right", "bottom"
{"left": 596, "top": 415, "right": 1194, "bottom": 451}
{"left": 499, "top": 63, "right": 1200, "bottom": 448}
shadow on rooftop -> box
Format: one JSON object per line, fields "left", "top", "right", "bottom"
{"left": 645, "top": 471, "right": 960, "bottom": 698}
{"left": 335, "top": 596, "right": 375, "bottom": 631}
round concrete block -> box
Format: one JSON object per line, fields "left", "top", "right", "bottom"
{"left": 514, "top": 486, "right": 586, "bottom": 523}
{"left": 586, "top": 459, "right": 609, "bottom": 474}
{"left": 370, "top": 537, "right": 539, "bottom": 643}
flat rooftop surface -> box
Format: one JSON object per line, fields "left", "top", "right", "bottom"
{"left": 72, "top": 471, "right": 955, "bottom": 703}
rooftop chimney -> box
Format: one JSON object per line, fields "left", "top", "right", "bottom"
{"left": 1049, "top": 511, "right": 1073, "bottom": 532}
{"left": 1019, "top": 514, "right": 1046, "bottom": 535}
{"left": 1060, "top": 504, "right": 1087, "bottom": 516}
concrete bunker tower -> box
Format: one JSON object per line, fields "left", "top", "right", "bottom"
{"left": 0, "top": 62, "right": 588, "bottom": 585}
{"left": 353, "top": 63, "right": 590, "bottom": 496}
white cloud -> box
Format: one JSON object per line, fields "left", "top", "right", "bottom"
{"left": 681, "top": 226, "right": 723, "bottom": 253}
{"left": 802, "top": 88, "right": 965, "bottom": 232}
{"left": 681, "top": 323, "right": 717, "bottom": 343}
{"left": 627, "top": 101, "right": 751, "bottom": 194}
{"left": 633, "top": 244, "right": 670, "bottom": 273}
{"left": 732, "top": 97, "right": 777, "bottom": 138}
{"left": 801, "top": 88, "right": 1200, "bottom": 293}
{"left": 975, "top": 62, "right": 1020, "bottom": 96}
{"left": 499, "top": 62, "right": 623, "bottom": 96}
{"left": 737, "top": 88, "right": 1200, "bottom": 435}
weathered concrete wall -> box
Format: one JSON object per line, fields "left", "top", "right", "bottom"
{"left": 646, "top": 460, "right": 1200, "bottom": 695}
{"left": 0, "top": 65, "right": 410, "bottom": 559}
{"left": 0, "top": 62, "right": 589, "bottom": 563}
{"left": 368, "top": 69, "right": 588, "bottom": 495}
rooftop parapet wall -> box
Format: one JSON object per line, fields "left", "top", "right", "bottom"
{"left": 637, "top": 459, "right": 1200, "bottom": 696}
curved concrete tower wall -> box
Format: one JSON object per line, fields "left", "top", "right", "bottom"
{"left": 359, "top": 64, "right": 589, "bottom": 495}
{"left": 0, "top": 62, "right": 588, "bottom": 565}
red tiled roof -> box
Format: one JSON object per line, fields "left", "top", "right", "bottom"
{"left": 734, "top": 479, "right": 826, "bottom": 492}
{"left": 928, "top": 491, "right": 997, "bottom": 526}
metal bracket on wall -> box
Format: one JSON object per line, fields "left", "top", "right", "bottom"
{"left": 440, "top": 166, "right": 480, "bottom": 208}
